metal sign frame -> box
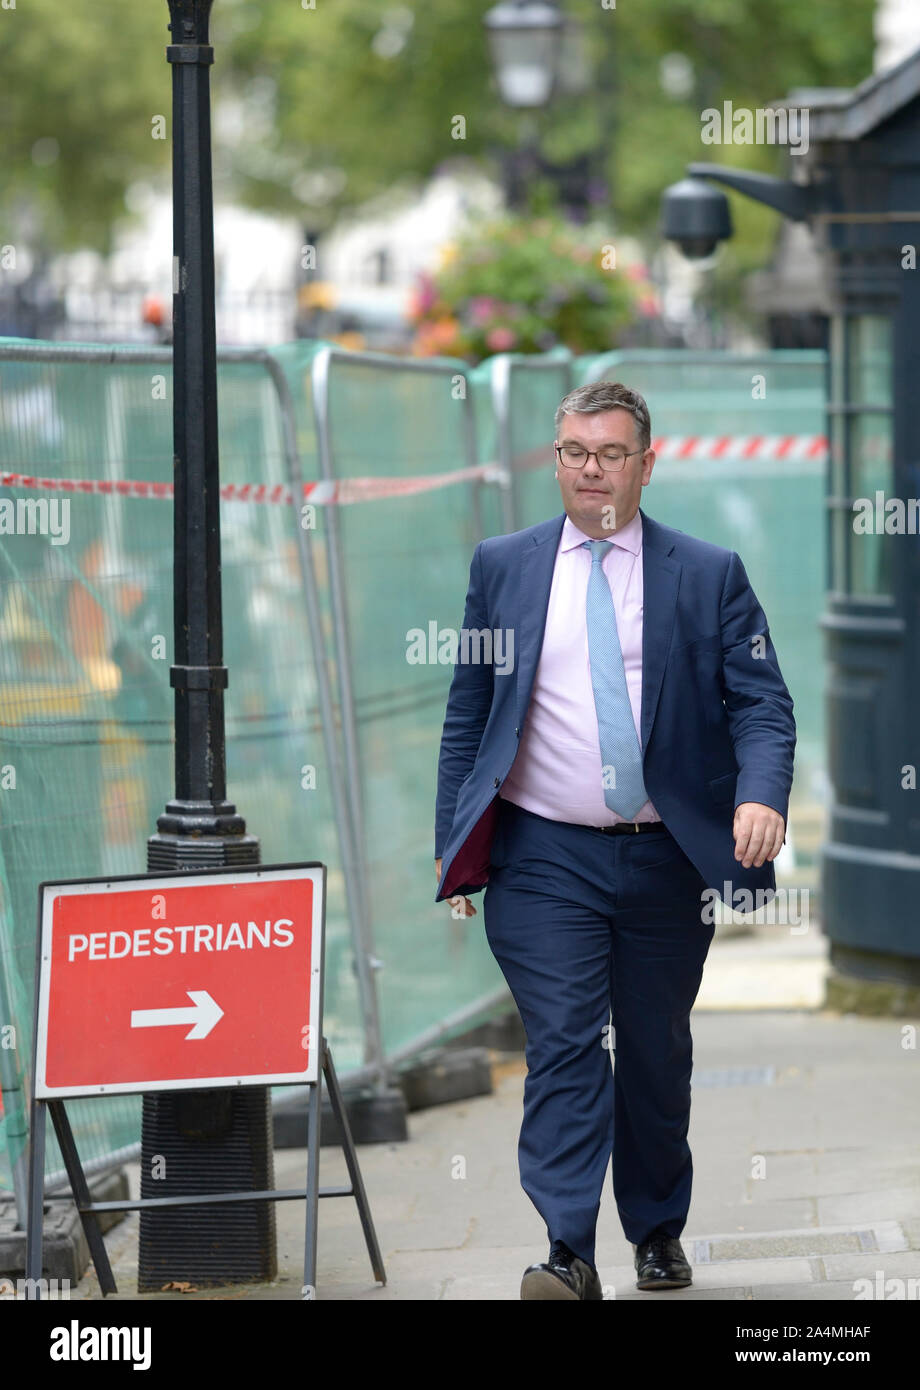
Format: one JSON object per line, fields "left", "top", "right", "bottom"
{"left": 25, "top": 861, "right": 385, "bottom": 1299}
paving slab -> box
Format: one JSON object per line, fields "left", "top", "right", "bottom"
{"left": 65, "top": 1005, "right": 919, "bottom": 1302}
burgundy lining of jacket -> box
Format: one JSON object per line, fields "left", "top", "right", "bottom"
{"left": 439, "top": 796, "right": 499, "bottom": 901}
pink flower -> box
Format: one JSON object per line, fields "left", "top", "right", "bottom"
{"left": 469, "top": 295, "right": 501, "bottom": 325}
{"left": 486, "top": 326, "right": 517, "bottom": 351}
{"left": 625, "top": 263, "right": 650, "bottom": 282}
{"left": 409, "top": 273, "right": 438, "bottom": 318}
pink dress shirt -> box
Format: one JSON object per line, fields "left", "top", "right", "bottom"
{"left": 500, "top": 509, "right": 662, "bottom": 826}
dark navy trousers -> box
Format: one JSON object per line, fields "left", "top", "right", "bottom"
{"left": 482, "top": 797, "right": 715, "bottom": 1268}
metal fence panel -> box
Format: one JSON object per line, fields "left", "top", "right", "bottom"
{"left": 0, "top": 342, "right": 360, "bottom": 1206}
{"left": 0, "top": 338, "right": 831, "bottom": 1211}
{"left": 301, "top": 346, "right": 508, "bottom": 1061}
{"left": 482, "top": 347, "right": 828, "bottom": 868}
{"left": 578, "top": 351, "right": 827, "bottom": 861}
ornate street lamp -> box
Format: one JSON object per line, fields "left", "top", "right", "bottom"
{"left": 484, "top": 1, "right": 613, "bottom": 220}
{"left": 483, "top": 0, "right": 565, "bottom": 109}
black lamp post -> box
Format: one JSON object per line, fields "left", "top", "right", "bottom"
{"left": 137, "top": 0, "right": 275, "bottom": 1290}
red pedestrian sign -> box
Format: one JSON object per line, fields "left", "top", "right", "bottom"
{"left": 33, "top": 863, "right": 325, "bottom": 1097}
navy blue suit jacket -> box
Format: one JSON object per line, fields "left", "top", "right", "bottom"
{"left": 434, "top": 507, "right": 795, "bottom": 905}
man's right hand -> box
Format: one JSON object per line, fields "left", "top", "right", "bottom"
{"left": 435, "top": 857, "right": 476, "bottom": 918}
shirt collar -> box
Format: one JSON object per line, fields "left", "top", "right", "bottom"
{"left": 560, "top": 507, "right": 643, "bottom": 556}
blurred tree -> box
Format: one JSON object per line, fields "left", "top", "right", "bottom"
{"left": 0, "top": 0, "right": 875, "bottom": 275}
{"left": 0, "top": 0, "right": 167, "bottom": 256}
{"left": 221, "top": 0, "right": 875, "bottom": 269}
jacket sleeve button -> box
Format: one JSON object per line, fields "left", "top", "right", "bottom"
{"left": 494, "top": 776, "right": 500, "bottom": 787}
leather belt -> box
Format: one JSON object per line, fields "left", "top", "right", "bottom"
{"left": 502, "top": 802, "right": 669, "bottom": 837}
{"left": 596, "top": 820, "right": 668, "bottom": 836}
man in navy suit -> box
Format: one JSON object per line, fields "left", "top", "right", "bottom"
{"left": 434, "top": 381, "right": 795, "bottom": 1300}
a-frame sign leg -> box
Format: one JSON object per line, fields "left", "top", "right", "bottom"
{"left": 25, "top": 1097, "right": 46, "bottom": 1296}
{"left": 48, "top": 1099, "right": 117, "bottom": 1296}
{"left": 322, "top": 1039, "right": 386, "bottom": 1285}
{"left": 303, "top": 1061, "right": 322, "bottom": 1297}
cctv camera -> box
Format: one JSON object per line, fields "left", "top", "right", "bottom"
{"left": 660, "top": 177, "right": 732, "bottom": 260}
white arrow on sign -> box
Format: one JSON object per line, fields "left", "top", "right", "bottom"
{"left": 130, "top": 990, "right": 224, "bottom": 1041}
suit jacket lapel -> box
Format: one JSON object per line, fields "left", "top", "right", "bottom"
{"left": 516, "top": 514, "right": 565, "bottom": 732}
{"left": 639, "top": 507, "right": 681, "bottom": 752}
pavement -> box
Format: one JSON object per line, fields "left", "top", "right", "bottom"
{"left": 70, "top": 921, "right": 920, "bottom": 1302}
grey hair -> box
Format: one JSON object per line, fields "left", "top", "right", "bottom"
{"left": 554, "top": 381, "right": 651, "bottom": 454}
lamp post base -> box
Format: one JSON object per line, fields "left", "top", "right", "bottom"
{"left": 137, "top": 814, "right": 276, "bottom": 1289}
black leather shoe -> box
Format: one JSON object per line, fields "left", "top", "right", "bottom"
{"left": 521, "top": 1239, "right": 603, "bottom": 1300}
{"left": 634, "top": 1230, "right": 692, "bottom": 1290}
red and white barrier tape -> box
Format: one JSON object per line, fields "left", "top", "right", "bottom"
{"left": 0, "top": 438, "right": 827, "bottom": 504}
{"left": 0, "top": 461, "right": 502, "bottom": 505}
{"left": 509, "top": 435, "right": 828, "bottom": 473}
{"left": 649, "top": 435, "right": 827, "bottom": 462}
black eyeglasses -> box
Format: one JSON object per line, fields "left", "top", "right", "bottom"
{"left": 554, "top": 443, "right": 646, "bottom": 472}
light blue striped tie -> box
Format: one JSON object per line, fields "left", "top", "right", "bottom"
{"left": 582, "top": 539, "right": 648, "bottom": 819}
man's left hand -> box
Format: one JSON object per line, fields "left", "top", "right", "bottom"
{"left": 733, "top": 802, "right": 785, "bottom": 868}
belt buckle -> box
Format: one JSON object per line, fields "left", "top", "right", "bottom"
{"left": 634, "top": 822, "right": 640, "bottom": 833}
